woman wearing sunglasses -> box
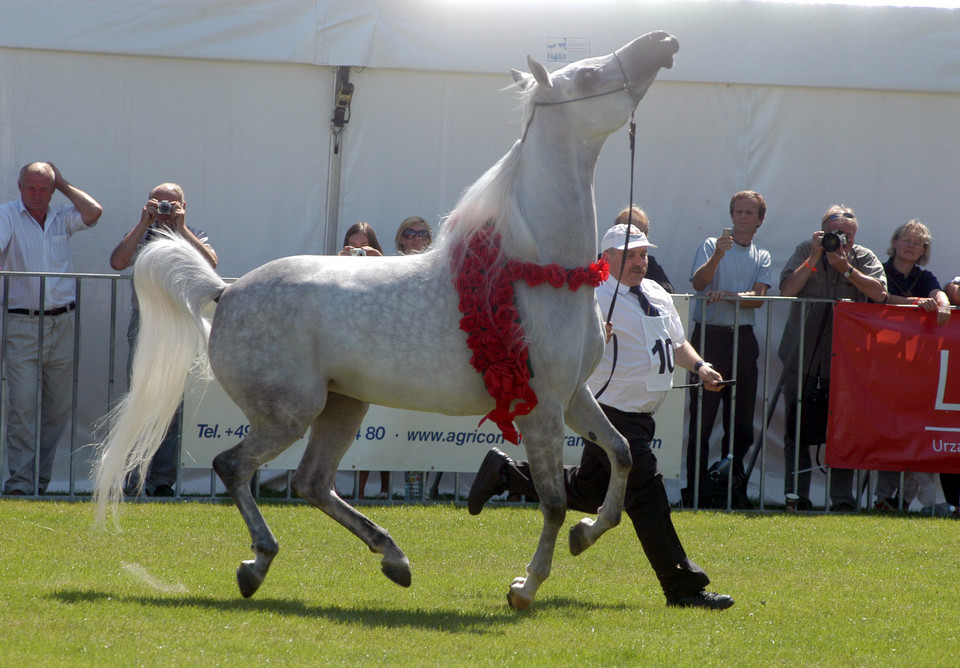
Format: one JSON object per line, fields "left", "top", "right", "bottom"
{"left": 394, "top": 216, "right": 433, "bottom": 255}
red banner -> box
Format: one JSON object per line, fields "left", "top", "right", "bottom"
{"left": 827, "top": 302, "right": 960, "bottom": 473}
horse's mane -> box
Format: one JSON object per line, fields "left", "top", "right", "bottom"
{"left": 433, "top": 80, "right": 540, "bottom": 281}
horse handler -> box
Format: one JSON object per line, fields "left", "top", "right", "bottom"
{"left": 468, "top": 224, "right": 734, "bottom": 610}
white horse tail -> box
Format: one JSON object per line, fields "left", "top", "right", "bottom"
{"left": 94, "top": 231, "right": 226, "bottom": 526}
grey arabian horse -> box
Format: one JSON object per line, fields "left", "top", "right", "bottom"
{"left": 95, "top": 31, "right": 679, "bottom": 610}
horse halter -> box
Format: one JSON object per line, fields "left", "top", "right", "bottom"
{"left": 521, "top": 50, "right": 633, "bottom": 142}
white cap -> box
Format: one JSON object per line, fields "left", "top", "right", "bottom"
{"left": 600, "top": 223, "right": 657, "bottom": 252}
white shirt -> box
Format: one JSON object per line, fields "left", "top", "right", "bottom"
{"left": 587, "top": 278, "right": 685, "bottom": 414}
{"left": 0, "top": 198, "right": 92, "bottom": 310}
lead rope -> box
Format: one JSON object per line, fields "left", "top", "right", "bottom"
{"left": 593, "top": 109, "right": 637, "bottom": 400}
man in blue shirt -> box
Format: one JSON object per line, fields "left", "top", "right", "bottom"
{"left": 685, "top": 191, "right": 772, "bottom": 508}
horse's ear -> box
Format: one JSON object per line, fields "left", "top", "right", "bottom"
{"left": 526, "top": 56, "right": 552, "bottom": 89}
{"left": 511, "top": 68, "right": 532, "bottom": 89}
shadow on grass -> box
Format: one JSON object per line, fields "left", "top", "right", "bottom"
{"left": 49, "top": 589, "right": 630, "bottom": 633}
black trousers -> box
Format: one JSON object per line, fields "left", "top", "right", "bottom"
{"left": 686, "top": 324, "right": 759, "bottom": 495}
{"left": 501, "top": 404, "right": 710, "bottom": 601}
{"left": 941, "top": 473, "right": 960, "bottom": 507}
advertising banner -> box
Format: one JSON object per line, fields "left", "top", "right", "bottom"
{"left": 827, "top": 302, "right": 960, "bottom": 473}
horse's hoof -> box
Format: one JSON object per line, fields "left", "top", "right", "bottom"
{"left": 507, "top": 588, "right": 532, "bottom": 610}
{"left": 381, "top": 557, "right": 412, "bottom": 587}
{"left": 569, "top": 520, "right": 594, "bottom": 556}
{"left": 236, "top": 560, "right": 264, "bottom": 598}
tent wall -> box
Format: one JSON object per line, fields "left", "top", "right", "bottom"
{"left": 1, "top": 1, "right": 960, "bottom": 499}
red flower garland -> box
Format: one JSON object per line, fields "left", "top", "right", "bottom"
{"left": 453, "top": 228, "right": 609, "bottom": 444}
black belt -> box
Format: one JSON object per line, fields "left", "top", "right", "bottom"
{"left": 703, "top": 324, "right": 753, "bottom": 332}
{"left": 8, "top": 302, "right": 76, "bottom": 316}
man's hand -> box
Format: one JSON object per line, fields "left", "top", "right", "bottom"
{"left": 712, "top": 234, "right": 734, "bottom": 260}
{"left": 698, "top": 363, "right": 724, "bottom": 392}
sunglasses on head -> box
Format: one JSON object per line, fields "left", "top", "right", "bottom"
{"left": 826, "top": 212, "right": 855, "bottom": 222}
{"left": 402, "top": 229, "right": 431, "bottom": 239}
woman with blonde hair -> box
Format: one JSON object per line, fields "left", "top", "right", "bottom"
{"left": 394, "top": 215, "right": 432, "bottom": 255}
{"left": 874, "top": 218, "right": 951, "bottom": 512}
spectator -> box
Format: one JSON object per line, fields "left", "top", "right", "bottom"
{"left": 0, "top": 162, "right": 102, "bottom": 495}
{"left": 937, "top": 274, "right": 960, "bottom": 517}
{"left": 392, "top": 215, "right": 443, "bottom": 499}
{"left": 109, "top": 183, "right": 218, "bottom": 496}
{"left": 340, "top": 222, "right": 389, "bottom": 498}
{"left": 873, "top": 219, "right": 949, "bottom": 512}
{"left": 684, "top": 190, "right": 772, "bottom": 509}
{"left": 468, "top": 224, "right": 734, "bottom": 610}
{"left": 394, "top": 216, "right": 432, "bottom": 255}
{"left": 338, "top": 221, "right": 383, "bottom": 258}
{"left": 615, "top": 205, "right": 673, "bottom": 292}
{"left": 779, "top": 205, "right": 887, "bottom": 512}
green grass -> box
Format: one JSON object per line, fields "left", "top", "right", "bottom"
{"left": 1, "top": 500, "right": 957, "bottom": 666}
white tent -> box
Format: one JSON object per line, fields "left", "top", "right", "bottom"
{"left": 2, "top": 0, "right": 960, "bottom": 499}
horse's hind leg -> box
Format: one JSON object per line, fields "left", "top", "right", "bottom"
{"left": 564, "top": 385, "right": 632, "bottom": 556}
{"left": 291, "top": 393, "right": 411, "bottom": 588}
{"left": 213, "top": 422, "right": 305, "bottom": 598}
{"left": 507, "top": 403, "right": 567, "bottom": 610}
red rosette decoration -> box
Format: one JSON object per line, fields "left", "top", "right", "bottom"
{"left": 453, "top": 231, "right": 610, "bottom": 444}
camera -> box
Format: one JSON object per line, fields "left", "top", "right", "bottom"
{"left": 821, "top": 231, "right": 847, "bottom": 252}
{"left": 158, "top": 200, "right": 173, "bottom": 215}
{"left": 349, "top": 247, "right": 366, "bottom": 256}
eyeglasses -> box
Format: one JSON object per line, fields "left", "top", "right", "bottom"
{"left": 402, "top": 229, "right": 431, "bottom": 239}
{"left": 825, "top": 212, "right": 855, "bottom": 222}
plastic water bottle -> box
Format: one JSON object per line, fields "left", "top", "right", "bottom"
{"left": 404, "top": 471, "right": 422, "bottom": 500}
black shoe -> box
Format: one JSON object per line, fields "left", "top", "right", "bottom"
{"left": 468, "top": 448, "right": 510, "bottom": 515}
{"left": 150, "top": 484, "right": 176, "bottom": 497}
{"left": 830, "top": 502, "right": 856, "bottom": 513}
{"left": 4, "top": 489, "right": 26, "bottom": 496}
{"left": 667, "top": 590, "right": 735, "bottom": 610}
{"left": 874, "top": 497, "right": 897, "bottom": 512}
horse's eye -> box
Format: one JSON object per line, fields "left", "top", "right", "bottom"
{"left": 575, "top": 67, "right": 600, "bottom": 88}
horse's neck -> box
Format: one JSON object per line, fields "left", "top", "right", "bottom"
{"left": 515, "top": 127, "right": 604, "bottom": 267}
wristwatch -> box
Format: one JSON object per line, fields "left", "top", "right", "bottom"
{"left": 842, "top": 268, "right": 853, "bottom": 279}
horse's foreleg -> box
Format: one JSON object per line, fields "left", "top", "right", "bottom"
{"left": 564, "top": 386, "right": 631, "bottom": 556}
{"left": 213, "top": 424, "right": 304, "bottom": 598}
{"left": 509, "top": 405, "right": 567, "bottom": 610}
{"left": 291, "top": 393, "right": 411, "bottom": 588}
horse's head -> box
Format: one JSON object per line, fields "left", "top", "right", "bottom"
{"left": 513, "top": 31, "right": 679, "bottom": 139}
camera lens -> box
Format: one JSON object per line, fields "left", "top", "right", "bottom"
{"left": 822, "top": 231, "right": 844, "bottom": 252}
{"left": 158, "top": 200, "right": 172, "bottom": 215}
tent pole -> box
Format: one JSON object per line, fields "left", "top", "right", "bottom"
{"left": 324, "top": 65, "right": 354, "bottom": 254}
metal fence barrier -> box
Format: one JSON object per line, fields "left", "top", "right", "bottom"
{"left": 0, "top": 271, "right": 948, "bottom": 514}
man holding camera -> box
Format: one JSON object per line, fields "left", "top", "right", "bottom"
{"left": 684, "top": 191, "right": 773, "bottom": 509}
{"left": 110, "top": 183, "right": 217, "bottom": 496}
{"left": 778, "top": 205, "right": 887, "bottom": 511}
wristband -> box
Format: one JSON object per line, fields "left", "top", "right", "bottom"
{"left": 803, "top": 260, "right": 818, "bottom": 273}
{"left": 694, "top": 360, "right": 712, "bottom": 373}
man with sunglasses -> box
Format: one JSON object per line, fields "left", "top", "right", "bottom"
{"left": 778, "top": 206, "right": 887, "bottom": 512}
